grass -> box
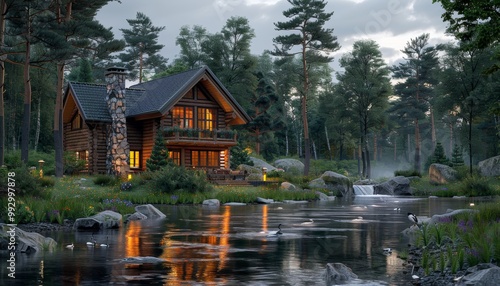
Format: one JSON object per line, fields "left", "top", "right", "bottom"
{"left": 411, "top": 199, "right": 500, "bottom": 277}
{"left": 410, "top": 175, "right": 500, "bottom": 197}
{"left": 0, "top": 174, "right": 320, "bottom": 225}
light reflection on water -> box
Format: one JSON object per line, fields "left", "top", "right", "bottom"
{"left": 0, "top": 196, "right": 479, "bottom": 285}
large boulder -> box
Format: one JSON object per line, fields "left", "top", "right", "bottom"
{"left": 0, "top": 223, "right": 57, "bottom": 253}
{"left": 458, "top": 263, "right": 500, "bottom": 286}
{"left": 249, "top": 157, "right": 276, "bottom": 171}
{"left": 135, "top": 204, "right": 166, "bottom": 219}
{"left": 202, "top": 199, "right": 220, "bottom": 207}
{"left": 427, "top": 209, "right": 478, "bottom": 225}
{"left": 478, "top": 155, "right": 500, "bottom": 177}
{"left": 374, "top": 176, "right": 412, "bottom": 196}
{"left": 73, "top": 210, "right": 122, "bottom": 230}
{"left": 324, "top": 263, "right": 358, "bottom": 285}
{"left": 237, "top": 164, "right": 263, "bottom": 181}
{"left": 429, "top": 163, "right": 457, "bottom": 184}
{"left": 281, "top": 182, "right": 299, "bottom": 191}
{"left": 318, "top": 171, "right": 353, "bottom": 197}
{"left": 274, "top": 158, "right": 304, "bottom": 175}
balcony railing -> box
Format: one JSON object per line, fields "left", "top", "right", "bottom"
{"left": 164, "top": 127, "right": 237, "bottom": 143}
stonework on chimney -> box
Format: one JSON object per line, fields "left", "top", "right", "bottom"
{"left": 105, "top": 67, "right": 130, "bottom": 177}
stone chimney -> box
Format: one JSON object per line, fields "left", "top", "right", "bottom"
{"left": 105, "top": 67, "right": 130, "bottom": 177}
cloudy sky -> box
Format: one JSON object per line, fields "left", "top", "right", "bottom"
{"left": 96, "top": 0, "right": 455, "bottom": 72}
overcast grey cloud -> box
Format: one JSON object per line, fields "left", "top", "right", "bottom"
{"left": 96, "top": 0, "right": 454, "bottom": 72}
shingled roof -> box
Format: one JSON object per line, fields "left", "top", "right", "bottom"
{"left": 65, "top": 65, "right": 250, "bottom": 122}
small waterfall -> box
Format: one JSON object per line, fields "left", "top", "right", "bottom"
{"left": 353, "top": 185, "right": 374, "bottom": 196}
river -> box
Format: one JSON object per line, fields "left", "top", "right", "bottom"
{"left": 0, "top": 196, "right": 478, "bottom": 285}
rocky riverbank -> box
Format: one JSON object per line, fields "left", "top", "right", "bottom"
{"left": 16, "top": 220, "right": 74, "bottom": 234}
{"left": 401, "top": 209, "right": 500, "bottom": 285}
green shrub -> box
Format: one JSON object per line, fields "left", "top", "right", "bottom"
{"left": 39, "top": 177, "right": 56, "bottom": 187}
{"left": 0, "top": 165, "right": 43, "bottom": 197}
{"left": 93, "top": 175, "right": 119, "bottom": 186}
{"left": 64, "top": 152, "right": 87, "bottom": 175}
{"left": 394, "top": 169, "right": 421, "bottom": 177}
{"left": 150, "top": 165, "right": 213, "bottom": 194}
{"left": 459, "top": 176, "right": 496, "bottom": 196}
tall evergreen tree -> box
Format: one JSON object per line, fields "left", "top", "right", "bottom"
{"left": 391, "top": 34, "right": 439, "bottom": 172}
{"left": 273, "top": 0, "right": 340, "bottom": 175}
{"left": 175, "top": 25, "right": 208, "bottom": 69}
{"left": 247, "top": 71, "right": 284, "bottom": 156}
{"left": 433, "top": 0, "right": 500, "bottom": 73}
{"left": 146, "top": 130, "right": 170, "bottom": 172}
{"left": 203, "top": 16, "right": 257, "bottom": 110}
{"left": 436, "top": 42, "right": 491, "bottom": 174}
{"left": 336, "top": 40, "right": 391, "bottom": 178}
{"left": 51, "top": 0, "right": 124, "bottom": 177}
{"left": 119, "top": 12, "right": 167, "bottom": 82}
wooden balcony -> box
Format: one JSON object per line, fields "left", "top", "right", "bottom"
{"left": 164, "top": 127, "right": 238, "bottom": 147}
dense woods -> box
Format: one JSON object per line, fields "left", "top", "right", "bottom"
{"left": 0, "top": 0, "right": 498, "bottom": 178}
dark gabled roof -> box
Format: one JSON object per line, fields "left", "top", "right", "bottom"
{"left": 66, "top": 82, "right": 145, "bottom": 122}
{"left": 127, "top": 66, "right": 206, "bottom": 116}
{"left": 66, "top": 65, "right": 250, "bottom": 123}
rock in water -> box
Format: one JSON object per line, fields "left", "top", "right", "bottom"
{"left": 324, "top": 263, "right": 358, "bottom": 284}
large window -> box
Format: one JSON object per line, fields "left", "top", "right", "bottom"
{"left": 130, "top": 151, "right": 141, "bottom": 169}
{"left": 172, "top": 106, "right": 194, "bottom": 129}
{"left": 169, "top": 151, "right": 181, "bottom": 166}
{"left": 72, "top": 114, "right": 83, "bottom": 130}
{"left": 191, "top": 151, "right": 219, "bottom": 168}
{"left": 197, "top": 107, "right": 216, "bottom": 131}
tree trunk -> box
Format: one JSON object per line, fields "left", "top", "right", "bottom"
{"left": 21, "top": 18, "right": 32, "bottom": 164}
{"left": 312, "top": 139, "right": 317, "bottom": 160}
{"left": 357, "top": 144, "right": 361, "bottom": 176}
{"left": 301, "top": 41, "right": 310, "bottom": 175}
{"left": 468, "top": 103, "right": 473, "bottom": 176}
{"left": 430, "top": 106, "right": 436, "bottom": 150}
{"left": 373, "top": 134, "right": 377, "bottom": 161}
{"left": 325, "top": 125, "right": 332, "bottom": 160}
{"left": 54, "top": 62, "right": 65, "bottom": 177}
{"left": 285, "top": 130, "right": 289, "bottom": 156}
{"left": 414, "top": 118, "right": 421, "bottom": 172}
{"left": 0, "top": 0, "right": 6, "bottom": 166}
{"left": 34, "top": 96, "right": 41, "bottom": 152}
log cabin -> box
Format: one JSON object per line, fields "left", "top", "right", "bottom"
{"left": 63, "top": 66, "right": 251, "bottom": 176}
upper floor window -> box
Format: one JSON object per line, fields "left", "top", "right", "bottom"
{"left": 172, "top": 106, "right": 194, "bottom": 129}
{"left": 72, "top": 114, "right": 83, "bottom": 130}
{"left": 197, "top": 107, "right": 216, "bottom": 131}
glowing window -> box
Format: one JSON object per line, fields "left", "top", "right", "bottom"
{"left": 168, "top": 151, "right": 181, "bottom": 166}
{"left": 130, "top": 151, "right": 140, "bottom": 169}
{"left": 172, "top": 106, "right": 194, "bottom": 129}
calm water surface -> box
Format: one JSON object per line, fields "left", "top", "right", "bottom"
{"left": 0, "top": 196, "right": 479, "bottom": 285}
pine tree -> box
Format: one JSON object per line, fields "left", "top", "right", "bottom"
{"left": 119, "top": 12, "right": 167, "bottom": 82}
{"left": 273, "top": 0, "right": 340, "bottom": 175}
{"left": 433, "top": 142, "right": 450, "bottom": 165}
{"left": 451, "top": 144, "right": 464, "bottom": 167}
{"left": 230, "top": 142, "right": 253, "bottom": 169}
{"left": 146, "top": 130, "right": 170, "bottom": 172}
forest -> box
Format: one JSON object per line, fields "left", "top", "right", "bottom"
{"left": 0, "top": 0, "right": 498, "bottom": 179}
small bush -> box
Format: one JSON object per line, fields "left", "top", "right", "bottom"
{"left": 93, "top": 175, "right": 119, "bottom": 186}
{"left": 394, "top": 169, "right": 421, "bottom": 177}
{"left": 150, "top": 165, "right": 213, "bottom": 194}
{"left": 459, "top": 176, "right": 496, "bottom": 196}
{"left": 64, "top": 152, "right": 87, "bottom": 175}
{"left": 39, "top": 177, "right": 56, "bottom": 187}
{"left": 0, "top": 165, "right": 43, "bottom": 197}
